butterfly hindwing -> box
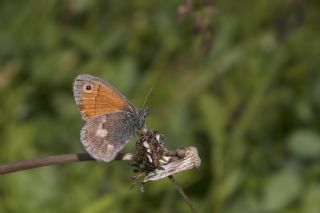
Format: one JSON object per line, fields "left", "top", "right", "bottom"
{"left": 80, "top": 111, "right": 137, "bottom": 162}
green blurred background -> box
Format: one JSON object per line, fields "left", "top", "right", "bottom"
{"left": 1, "top": 0, "right": 320, "bottom": 212}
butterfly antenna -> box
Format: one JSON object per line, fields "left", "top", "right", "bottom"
{"left": 142, "top": 87, "right": 153, "bottom": 130}
{"left": 143, "top": 87, "right": 153, "bottom": 107}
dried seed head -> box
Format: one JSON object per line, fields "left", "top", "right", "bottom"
{"left": 133, "top": 129, "right": 167, "bottom": 169}
{"left": 130, "top": 128, "right": 201, "bottom": 188}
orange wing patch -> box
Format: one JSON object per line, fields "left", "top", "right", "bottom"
{"left": 74, "top": 78, "right": 127, "bottom": 120}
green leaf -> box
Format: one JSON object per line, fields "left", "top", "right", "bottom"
{"left": 288, "top": 129, "right": 320, "bottom": 159}
{"left": 262, "top": 170, "right": 302, "bottom": 212}
{"left": 302, "top": 184, "right": 320, "bottom": 213}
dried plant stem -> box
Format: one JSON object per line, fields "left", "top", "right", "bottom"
{"left": 168, "top": 175, "right": 198, "bottom": 213}
{"left": 0, "top": 153, "right": 132, "bottom": 175}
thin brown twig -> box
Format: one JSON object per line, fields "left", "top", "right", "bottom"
{"left": 0, "top": 152, "right": 132, "bottom": 175}
{"left": 168, "top": 175, "right": 198, "bottom": 213}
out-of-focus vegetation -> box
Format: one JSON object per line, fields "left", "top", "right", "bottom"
{"left": 1, "top": 0, "right": 320, "bottom": 212}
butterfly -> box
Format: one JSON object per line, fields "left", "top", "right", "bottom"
{"left": 73, "top": 74, "right": 149, "bottom": 162}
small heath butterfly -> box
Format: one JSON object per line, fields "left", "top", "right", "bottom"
{"left": 73, "top": 74, "right": 149, "bottom": 162}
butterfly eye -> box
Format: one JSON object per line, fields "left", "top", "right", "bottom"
{"left": 84, "top": 84, "right": 92, "bottom": 92}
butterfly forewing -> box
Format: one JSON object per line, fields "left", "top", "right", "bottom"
{"left": 73, "top": 74, "right": 132, "bottom": 121}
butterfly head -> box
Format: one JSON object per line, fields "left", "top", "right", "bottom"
{"left": 135, "top": 107, "right": 149, "bottom": 129}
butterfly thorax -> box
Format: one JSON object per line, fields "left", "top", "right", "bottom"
{"left": 129, "top": 107, "right": 149, "bottom": 129}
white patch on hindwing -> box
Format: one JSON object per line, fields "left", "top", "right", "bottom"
{"left": 96, "top": 119, "right": 108, "bottom": 138}
{"left": 96, "top": 128, "right": 108, "bottom": 137}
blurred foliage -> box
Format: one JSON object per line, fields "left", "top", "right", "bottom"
{"left": 1, "top": 0, "right": 320, "bottom": 212}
